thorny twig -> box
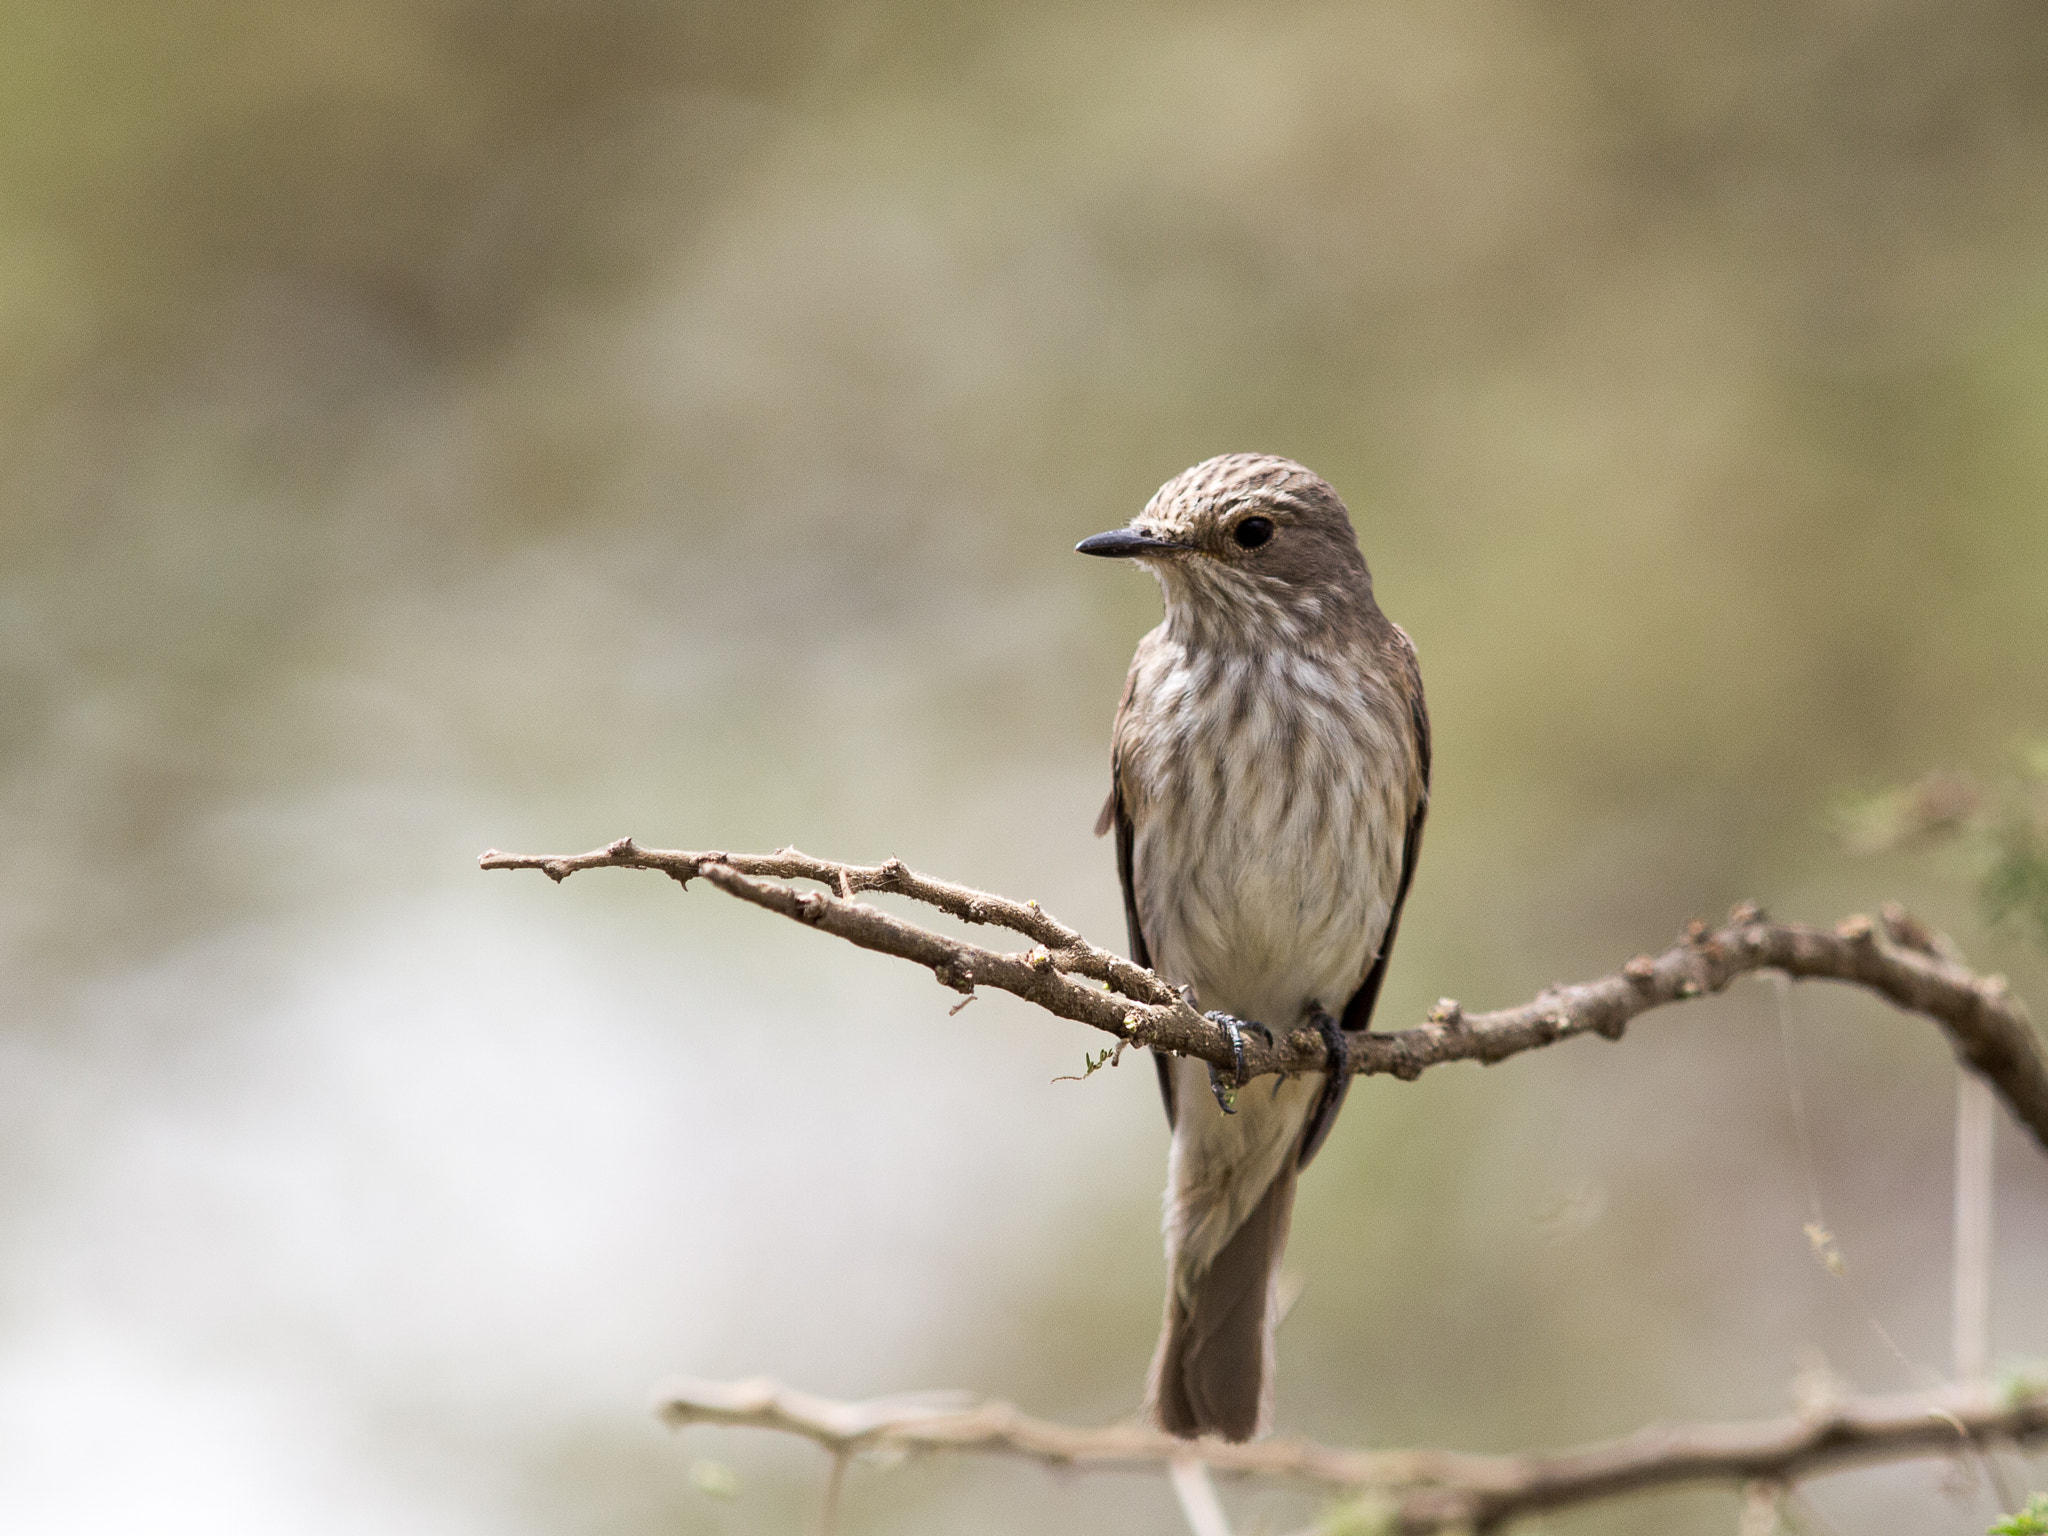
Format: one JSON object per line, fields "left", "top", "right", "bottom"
{"left": 480, "top": 840, "right": 2048, "bottom": 1153}
{"left": 482, "top": 840, "right": 2048, "bottom": 1529}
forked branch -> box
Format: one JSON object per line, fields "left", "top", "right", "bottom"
{"left": 479, "top": 839, "right": 2048, "bottom": 1152}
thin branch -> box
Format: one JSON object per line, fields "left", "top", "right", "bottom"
{"left": 815, "top": 1450, "right": 849, "bottom": 1536}
{"left": 1954, "top": 1069, "right": 1996, "bottom": 1382}
{"left": 480, "top": 839, "right": 2048, "bottom": 1152}
{"left": 654, "top": 1376, "right": 2048, "bottom": 1535}
{"left": 1168, "top": 1458, "right": 1235, "bottom": 1536}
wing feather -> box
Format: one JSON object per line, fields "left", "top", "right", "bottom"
{"left": 1296, "top": 643, "right": 1430, "bottom": 1169}
{"left": 1097, "top": 657, "right": 1178, "bottom": 1129}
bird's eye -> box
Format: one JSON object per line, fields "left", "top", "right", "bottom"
{"left": 1232, "top": 516, "right": 1275, "bottom": 550}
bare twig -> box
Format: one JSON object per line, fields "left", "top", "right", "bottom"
{"left": 1168, "top": 1458, "right": 1234, "bottom": 1536}
{"left": 480, "top": 840, "right": 2048, "bottom": 1152}
{"left": 815, "top": 1450, "right": 848, "bottom": 1536}
{"left": 654, "top": 1376, "right": 2048, "bottom": 1535}
{"left": 1954, "top": 1070, "right": 1996, "bottom": 1383}
{"left": 1738, "top": 1481, "right": 1786, "bottom": 1536}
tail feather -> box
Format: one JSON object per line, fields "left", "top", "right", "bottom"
{"left": 1147, "top": 1162, "right": 1298, "bottom": 1441}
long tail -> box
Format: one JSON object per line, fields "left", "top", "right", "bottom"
{"left": 1145, "top": 1160, "right": 1299, "bottom": 1441}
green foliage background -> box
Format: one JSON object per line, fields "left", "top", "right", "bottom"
{"left": 2, "top": 2, "right": 2045, "bottom": 1532}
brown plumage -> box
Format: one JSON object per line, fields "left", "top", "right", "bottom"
{"left": 1079, "top": 454, "right": 1429, "bottom": 1442}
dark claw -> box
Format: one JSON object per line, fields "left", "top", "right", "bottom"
{"left": 1312, "top": 1008, "right": 1348, "bottom": 1081}
{"left": 1208, "top": 1014, "right": 1245, "bottom": 1113}
{"left": 1203, "top": 1012, "right": 1269, "bottom": 1113}
{"left": 1296, "top": 1006, "right": 1352, "bottom": 1168}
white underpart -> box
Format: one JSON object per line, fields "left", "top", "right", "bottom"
{"left": 1121, "top": 631, "right": 1407, "bottom": 1292}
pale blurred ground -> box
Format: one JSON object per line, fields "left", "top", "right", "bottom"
{"left": 3, "top": 3, "right": 2047, "bottom": 1533}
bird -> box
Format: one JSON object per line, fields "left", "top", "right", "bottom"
{"left": 1076, "top": 453, "right": 1429, "bottom": 1443}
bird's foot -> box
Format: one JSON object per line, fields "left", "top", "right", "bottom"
{"left": 1309, "top": 1006, "right": 1349, "bottom": 1082}
{"left": 1294, "top": 1006, "right": 1352, "bottom": 1158}
{"left": 1203, "top": 1012, "right": 1272, "bottom": 1114}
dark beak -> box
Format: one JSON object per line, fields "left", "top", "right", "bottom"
{"left": 1075, "top": 528, "right": 1189, "bottom": 559}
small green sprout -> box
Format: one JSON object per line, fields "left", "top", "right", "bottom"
{"left": 689, "top": 1460, "right": 741, "bottom": 1499}
{"left": 1053, "top": 1046, "right": 1120, "bottom": 1083}
{"left": 1314, "top": 1493, "right": 1399, "bottom": 1536}
{"left": 1997, "top": 1361, "right": 2048, "bottom": 1406}
{"left": 1837, "top": 747, "right": 2048, "bottom": 956}
{"left": 1989, "top": 1493, "right": 2048, "bottom": 1535}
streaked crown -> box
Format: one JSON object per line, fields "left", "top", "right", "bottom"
{"left": 1130, "top": 454, "right": 1375, "bottom": 639}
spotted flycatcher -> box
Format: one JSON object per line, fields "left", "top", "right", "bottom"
{"left": 1077, "top": 454, "right": 1430, "bottom": 1442}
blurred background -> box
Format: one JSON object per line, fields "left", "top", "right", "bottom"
{"left": 4, "top": 1, "right": 2047, "bottom": 1532}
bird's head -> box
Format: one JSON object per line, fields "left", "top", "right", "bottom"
{"left": 1076, "top": 454, "right": 1373, "bottom": 642}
